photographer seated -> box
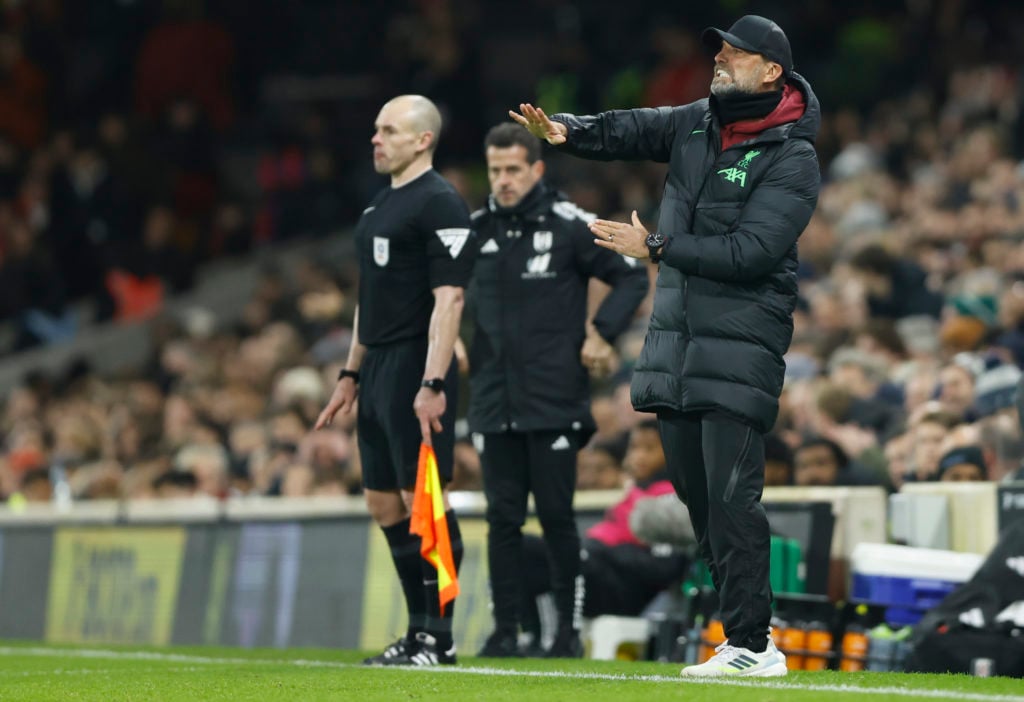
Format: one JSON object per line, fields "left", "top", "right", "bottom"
{"left": 520, "top": 420, "right": 695, "bottom": 651}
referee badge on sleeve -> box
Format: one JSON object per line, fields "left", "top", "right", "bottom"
{"left": 436, "top": 228, "right": 470, "bottom": 259}
{"left": 373, "top": 236, "right": 389, "bottom": 266}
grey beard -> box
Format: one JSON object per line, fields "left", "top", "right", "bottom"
{"left": 710, "top": 79, "right": 756, "bottom": 96}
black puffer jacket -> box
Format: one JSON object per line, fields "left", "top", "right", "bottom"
{"left": 467, "top": 182, "right": 648, "bottom": 434}
{"left": 553, "top": 74, "right": 821, "bottom": 432}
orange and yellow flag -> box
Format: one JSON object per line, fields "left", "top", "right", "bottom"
{"left": 410, "top": 443, "right": 459, "bottom": 614}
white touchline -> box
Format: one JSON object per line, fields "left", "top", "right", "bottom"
{"left": 0, "top": 666, "right": 205, "bottom": 678}
{"left": 0, "top": 647, "right": 1021, "bottom": 702}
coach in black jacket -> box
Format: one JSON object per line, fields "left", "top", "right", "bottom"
{"left": 513, "top": 15, "right": 820, "bottom": 677}
{"left": 469, "top": 123, "right": 648, "bottom": 658}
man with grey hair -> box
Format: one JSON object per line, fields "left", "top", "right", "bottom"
{"left": 316, "top": 95, "right": 476, "bottom": 666}
{"left": 513, "top": 14, "right": 820, "bottom": 677}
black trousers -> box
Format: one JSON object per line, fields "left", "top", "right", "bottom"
{"left": 480, "top": 430, "right": 582, "bottom": 633}
{"left": 657, "top": 410, "right": 771, "bottom": 651}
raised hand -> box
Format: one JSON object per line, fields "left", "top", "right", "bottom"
{"left": 509, "top": 103, "right": 568, "bottom": 145}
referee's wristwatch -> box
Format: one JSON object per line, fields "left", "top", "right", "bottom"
{"left": 421, "top": 378, "right": 446, "bottom": 393}
{"left": 337, "top": 369, "right": 360, "bottom": 383}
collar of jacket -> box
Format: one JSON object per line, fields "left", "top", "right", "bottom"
{"left": 710, "top": 88, "right": 783, "bottom": 126}
{"left": 704, "top": 72, "right": 821, "bottom": 149}
{"left": 487, "top": 181, "right": 553, "bottom": 222}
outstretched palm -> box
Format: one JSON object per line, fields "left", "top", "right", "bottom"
{"left": 509, "top": 103, "right": 567, "bottom": 145}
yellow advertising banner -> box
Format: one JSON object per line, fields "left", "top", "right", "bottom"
{"left": 46, "top": 527, "right": 186, "bottom": 645}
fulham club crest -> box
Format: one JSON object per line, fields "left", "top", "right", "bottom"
{"left": 533, "top": 231, "right": 553, "bottom": 253}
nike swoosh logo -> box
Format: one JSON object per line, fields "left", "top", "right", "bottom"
{"left": 691, "top": 129, "right": 706, "bottom": 135}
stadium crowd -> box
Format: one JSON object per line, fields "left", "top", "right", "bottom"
{"left": 3, "top": 1, "right": 1024, "bottom": 503}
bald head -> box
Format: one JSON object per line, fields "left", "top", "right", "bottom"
{"left": 383, "top": 95, "right": 442, "bottom": 153}
{"left": 372, "top": 95, "right": 444, "bottom": 184}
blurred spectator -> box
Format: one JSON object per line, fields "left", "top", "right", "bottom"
{"left": 72, "top": 460, "right": 123, "bottom": 500}
{"left": 135, "top": 2, "right": 235, "bottom": 130}
{"left": 826, "top": 347, "right": 903, "bottom": 439}
{"left": 907, "top": 409, "right": 961, "bottom": 483}
{"left": 280, "top": 462, "right": 315, "bottom": 497}
{"left": 18, "top": 467, "right": 52, "bottom": 502}
{"left": 994, "top": 279, "right": 1024, "bottom": 366}
{"left": 793, "top": 436, "right": 878, "bottom": 487}
{"left": 576, "top": 440, "right": 625, "bottom": 491}
{"left": 979, "top": 411, "right": 1024, "bottom": 482}
{"left": 588, "top": 395, "right": 625, "bottom": 446}
{"left": 973, "top": 364, "right": 1022, "bottom": 419}
{"left": 173, "top": 443, "right": 228, "bottom": 498}
{"left": 848, "top": 244, "right": 944, "bottom": 320}
{"left": 937, "top": 359, "right": 979, "bottom": 420}
{"left": 935, "top": 445, "right": 987, "bottom": 482}
{"left": 763, "top": 434, "right": 794, "bottom": 487}
{"left": 884, "top": 432, "right": 911, "bottom": 491}
{"left": 154, "top": 470, "right": 197, "bottom": 498}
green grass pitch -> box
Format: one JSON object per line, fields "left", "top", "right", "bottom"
{"left": 0, "top": 641, "right": 1021, "bottom": 702}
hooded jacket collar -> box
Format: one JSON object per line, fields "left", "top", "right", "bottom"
{"left": 709, "top": 71, "right": 821, "bottom": 150}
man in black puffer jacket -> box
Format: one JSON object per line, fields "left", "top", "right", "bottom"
{"left": 513, "top": 15, "right": 820, "bottom": 677}
{"left": 469, "top": 123, "right": 648, "bottom": 659}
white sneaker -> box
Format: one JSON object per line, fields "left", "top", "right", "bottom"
{"left": 681, "top": 639, "right": 787, "bottom": 677}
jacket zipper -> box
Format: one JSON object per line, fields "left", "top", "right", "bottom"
{"left": 680, "top": 132, "right": 720, "bottom": 341}
{"left": 678, "top": 126, "right": 785, "bottom": 346}
{"left": 501, "top": 218, "right": 517, "bottom": 431}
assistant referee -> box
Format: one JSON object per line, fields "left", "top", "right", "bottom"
{"left": 315, "top": 95, "right": 476, "bottom": 667}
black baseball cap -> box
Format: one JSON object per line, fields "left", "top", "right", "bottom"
{"left": 702, "top": 15, "right": 793, "bottom": 75}
{"left": 936, "top": 445, "right": 986, "bottom": 479}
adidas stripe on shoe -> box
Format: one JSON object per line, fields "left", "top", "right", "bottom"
{"left": 362, "top": 637, "right": 412, "bottom": 666}
{"left": 681, "top": 639, "right": 787, "bottom": 677}
{"left": 367, "top": 632, "right": 457, "bottom": 666}
{"left": 407, "top": 632, "right": 457, "bottom": 666}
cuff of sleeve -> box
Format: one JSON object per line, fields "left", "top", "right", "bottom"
{"left": 591, "top": 320, "right": 616, "bottom": 345}
{"left": 549, "top": 114, "right": 571, "bottom": 144}
{"left": 660, "top": 234, "right": 699, "bottom": 275}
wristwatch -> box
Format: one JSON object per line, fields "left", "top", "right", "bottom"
{"left": 421, "top": 378, "right": 446, "bottom": 393}
{"left": 646, "top": 231, "right": 666, "bottom": 263}
{"left": 337, "top": 369, "right": 360, "bottom": 383}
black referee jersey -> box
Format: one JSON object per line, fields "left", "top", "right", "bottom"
{"left": 355, "top": 169, "right": 476, "bottom": 346}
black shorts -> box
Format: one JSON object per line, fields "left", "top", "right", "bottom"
{"left": 357, "top": 336, "right": 457, "bottom": 491}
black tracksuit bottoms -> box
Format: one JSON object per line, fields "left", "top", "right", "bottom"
{"left": 657, "top": 410, "right": 772, "bottom": 652}
{"left": 480, "top": 430, "right": 582, "bottom": 634}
